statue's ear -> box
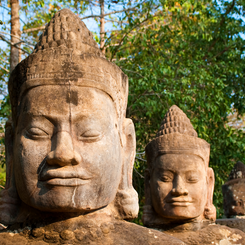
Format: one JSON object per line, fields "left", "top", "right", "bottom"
{"left": 121, "top": 118, "right": 136, "bottom": 190}
{"left": 204, "top": 167, "right": 216, "bottom": 221}
{"left": 0, "top": 120, "right": 20, "bottom": 225}
{"left": 114, "top": 118, "right": 139, "bottom": 220}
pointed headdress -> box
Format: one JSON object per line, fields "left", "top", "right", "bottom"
{"left": 145, "top": 105, "right": 210, "bottom": 168}
{"left": 9, "top": 9, "right": 128, "bottom": 127}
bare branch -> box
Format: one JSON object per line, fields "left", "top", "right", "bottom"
{"left": 0, "top": 223, "right": 7, "bottom": 230}
{"left": 136, "top": 151, "right": 145, "bottom": 155}
{"left": 106, "top": 8, "right": 161, "bottom": 59}
{"left": 0, "top": 65, "right": 9, "bottom": 73}
{"left": 0, "top": 35, "right": 30, "bottom": 54}
{"left": 104, "top": 18, "right": 128, "bottom": 25}
{"left": 0, "top": 185, "right": 5, "bottom": 189}
{"left": 0, "top": 31, "right": 34, "bottom": 47}
{"left": 22, "top": 26, "right": 45, "bottom": 33}
{"left": 123, "top": 69, "right": 145, "bottom": 78}
{"left": 0, "top": 5, "right": 10, "bottom": 11}
{"left": 133, "top": 166, "right": 144, "bottom": 178}
{"left": 0, "top": 5, "right": 26, "bottom": 25}
{"left": 135, "top": 156, "right": 146, "bottom": 162}
{"left": 0, "top": 58, "right": 10, "bottom": 64}
{"left": 80, "top": 6, "right": 137, "bottom": 20}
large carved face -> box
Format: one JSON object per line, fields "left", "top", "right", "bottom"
{"left": 150, "top": 154, "right": 207, "bottom": 220}
{"left": 13, "top": 85, "right": 122, "bottom": 212}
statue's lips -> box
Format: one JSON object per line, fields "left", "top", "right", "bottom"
{"left": 39, "top": 168, "right": 92, "bottom": 186}
{"left": 43, "top": 178, "right": 91, "bottom": 186}
{"left": 166, "top": 198, "right": 193, "bottom": 206}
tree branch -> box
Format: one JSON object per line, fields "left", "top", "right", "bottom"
{"left": 0, "top": 58, "right": 10, "bottom": 64}
{"left": 127, "top": 89, "right": 149, "bottom": 114}
{"left": 0, "top": 5, "right": 26, "bottom": 25}
{"left": 0, "top": 31, "right": 34, "bottom": 47}
{"left": 22, "top": 26, "right": 45, "bottom": 33}
{"left": 204, "top": 0, "right": 236, "bottom": 60}
{"left": 123, "top": 69, "right": 145, "bottom": 78}
{"left": 104, "top": 18, "right": 128, "bottom": 25}
{"left": 106, "top": 7, "right": 161, "bottom": 58}
{"left": 136, "top": 151, "right": 145, "bottom": 155}
{"left": 0, "top": 65, "right": 9, "bottom": 73}
{"left": 80, "top": 6, "right": 137, "bottom": 20}
{"left": 0, "top": 35, "right": 30, "bottom": 54}
{"left": 208, "top": 46, "right": 231, "bottom": 62}
{"left": 133, "top": 166, "right": 144, "bottom": 178}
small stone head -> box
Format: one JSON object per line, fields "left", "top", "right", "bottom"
{"left": 143, "top": 105, "right": 216, "bottom": 227}
{"left": 0, "top": 9, "right": 138, "bottom": 225}
{"left": 222, "top": 161, "right": 245, "bottom": 218}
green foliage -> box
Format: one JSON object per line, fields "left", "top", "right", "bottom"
{"left": 109, "top": 0, "right": 245, "bottom": 219}
{"left": 0, "top": 165, "right": 5, "bottom": 189}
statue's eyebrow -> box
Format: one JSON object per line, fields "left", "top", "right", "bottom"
{"left": 156, "top": 167, "right": 175, "bottom": 173}
{"left": 22, "top": 112, "right": 57, "bottom": 126}
{"left": 71, "top": 109, "right": 107, "bottom": 123}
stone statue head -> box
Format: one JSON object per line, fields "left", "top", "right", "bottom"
{"left": 222, "top": 161, "right": 245, "bottom": 218}
{"left": 143, "top": 105, "right": 216, "bottom": 228}
{"left": 0, "top": 9, "right": 138, "bottom": 225}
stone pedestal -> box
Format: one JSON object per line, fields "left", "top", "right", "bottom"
{"left": 216, "top": 218, "right": 245, "bottom": 233}
{"left": 164, "top": 224, "right": 245, "bottom": 245}
{"left": 0, "top": 218, "right": 184, "bottom": 245}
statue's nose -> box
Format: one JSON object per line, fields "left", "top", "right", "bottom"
{"left": 171, "top": 176, "right": 188, "bottom": 196}
{"left": 46, "top": 131, "right": 81, "bottom": 166}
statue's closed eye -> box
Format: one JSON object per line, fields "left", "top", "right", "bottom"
{"left": 160, "top": 175, "right": 174, "bottom": 182}
{"left": 79, "top": 130, "right": 102, "bottom": 142}
{"left": 25, "top": 127, "right": 49, "bottom": 139}
{"left": 186, "top": 176, "right": 199, "bottom": 183}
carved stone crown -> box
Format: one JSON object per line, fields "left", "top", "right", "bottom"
{"left": 34, "top": 9, "right": 101, "bottom": 56}
{"left": 146, "top": 105, "right": 210, "bottom": 168}
{"left": 156, "top": 105, "right": 197, "bottom": 137}
{"left": 9, "top": 9, "right": 128, "bottom": 127}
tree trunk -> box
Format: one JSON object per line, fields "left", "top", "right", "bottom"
{"left": 10, "top": 0, "right": 20, "bottom": 73}
{"left": 100, "top": 0, "right": 105, "bottom": 54}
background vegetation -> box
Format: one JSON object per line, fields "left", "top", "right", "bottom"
{"left": 0, "top": 0, "right": 245, "bottom": 223}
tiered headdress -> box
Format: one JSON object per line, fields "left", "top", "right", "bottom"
{"left": 145, "top": 105, "right": 210, "bottom": 168}
{"left": 9, "top": 9, "right": 128, "bottom": 128}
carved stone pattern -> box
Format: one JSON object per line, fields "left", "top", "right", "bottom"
{"left": 156, "top": 105, "right": 197, "bottom": 138}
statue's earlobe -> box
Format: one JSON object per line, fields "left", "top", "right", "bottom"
{"left": 0, "top": 120, "right": 20, "bottom": 225}
{"left": 204, "top": 167, "right": 216, "bottom": 221}
{"left": 114, "top": 118, "right": 139, "bottom": 220}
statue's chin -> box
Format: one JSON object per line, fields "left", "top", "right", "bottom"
{"left": 159, "top": 207, "right": 204, "bottom": 222}
{"left": 26, "top": 197, "right": 109, "bottom": 213}
{"left": 31, "top": 204, "right": 102, "bottom": 213}
{"left": 18, "top": 183, "right": 116, "bottom": 214}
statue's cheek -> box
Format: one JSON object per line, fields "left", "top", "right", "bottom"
{"left": 15, "top": 136, "right": 51, "bottom": 180}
